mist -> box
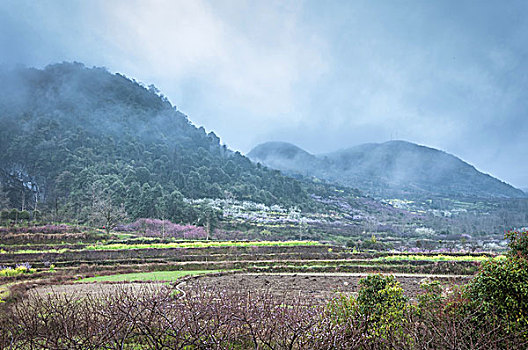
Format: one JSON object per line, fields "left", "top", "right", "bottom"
{"left": 1, "top": 0, "right": 527, "bottom": 188}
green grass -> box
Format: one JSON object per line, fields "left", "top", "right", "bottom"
{"left": 110, "top": 233, "right": 137, "bottom": 240}
{"left": 0, "top": 284, "right": 10, "bottom": 303}
{"left": 84, "top": 240, "right": 321, "bottom": 251}
{"left": 373, "top": 254, "right": 506, "bottom": 262}
{"left": 78, "top": 270, "right": 222, "bottom": 283}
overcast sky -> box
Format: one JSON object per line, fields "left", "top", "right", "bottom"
{"left": 1, "top": 0, "right": 527, "bottom": 188}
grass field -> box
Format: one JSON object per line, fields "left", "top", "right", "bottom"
{"left": 373, "top": 254, "right": 504, "bottom": 262}
{"left": 78, "top": 270, "right": 223, "bottom": 283}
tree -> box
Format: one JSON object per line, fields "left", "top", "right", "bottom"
{"left": 0, "top": 183, "right": 10, "bottom": 210}
{"left": 196, "top": 203, "right": 222, "bottom": 240}
{"left": 90, "top": 192, "right": 127, "bottom": 234}
{"left": 19, "top": 210, "right": 30, "bottom": 222}
{"left": 505, "top": 229, "right": 528, "bottom": 260}
{"left": 357, "top": 274, "right": 409, "bottom": 340}
{"left": 9, "top": 208, "right": 19, "bottom": 223}
{"left": 0, "top": 210, "right": 9, "bottom": 225}
{"left": 32, "top": 209, "right": 42, "bottom": 222}
{"left": 163, "top": 190, "right": 187, "bottom": 223}
{"left": 466, "top": 230, "right": 528, "bottom": 332}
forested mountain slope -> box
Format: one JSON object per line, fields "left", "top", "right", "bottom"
{"left": 0, "top": 63, "right": 316, "bottom": 222}
{"left": 248, "top": 141, "right": 526, "bottom": 199}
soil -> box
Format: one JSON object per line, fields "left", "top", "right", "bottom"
{"left": 30, "top": 281, "right": 166, "bottom": 296}
{"left": 182, "top": 272, "right": 471, "bottom": 303}
{"left": 28, "top": 272, "right": 472, "bottom": 304}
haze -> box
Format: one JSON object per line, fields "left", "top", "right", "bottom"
{"left": 1, "top": 0, "right": 527, "bottom": 188}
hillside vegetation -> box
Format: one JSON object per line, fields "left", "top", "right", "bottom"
{"left": 0, "top": 63, "right": 326, "bottom": 223}
{"left": 0, "top": 63, "right": 525, "bottom": 246}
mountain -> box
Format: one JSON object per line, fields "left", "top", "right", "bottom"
{"left": 247, "top": 142, "right": 320, "bottom": 175}
{"left": 0, "top": 63, "right": 315, "bottom": 222}
{"left": 248, "top": 140, "right": 526, "bottom": 199}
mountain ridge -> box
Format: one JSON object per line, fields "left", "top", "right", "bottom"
{"left": 248, "top": 140, "right": 526, "bottom": 199}
{"left": 0, "top": 63, "right": 320, "bottom": 222}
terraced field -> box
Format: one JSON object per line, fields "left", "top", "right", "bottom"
{"left": 0, "top": 225, "right": 494, "bottom": 303}
{"left": 180, "top": 272, "right": 471, "bottom": 303}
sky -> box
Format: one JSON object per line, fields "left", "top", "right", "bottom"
{"left": 1, "top": 0, "right": 527, "bottom": 188}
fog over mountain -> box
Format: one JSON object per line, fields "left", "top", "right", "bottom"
{"left": 1, "top": 1, "right": 528, "bottom": 188}
{"left": 248, "top": 141, "right": 526, "bottom": 199}
{"left": 0, "top": 63, "right": 323, "bottom": 220}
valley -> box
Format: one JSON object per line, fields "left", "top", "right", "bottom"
{"left": 0, "top": 63, "right": 526, "bottom": 348}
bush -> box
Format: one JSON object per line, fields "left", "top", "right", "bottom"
{"left": 357, "top": 274, "right": 410, "bottom": 342}
{"left": 465, "top": 229, "right": 528, "bottom": 334}
{"left": 19, "top": 210, "right": 30, "bottom": 221}
{"left": 355, "top": 235, "right": 393, "bottom": 251}
{"left": 506, "top": 229, "right": 528, "bottom": 259}
{"left": 5, "top": 224, "right": 79, "bottom": 234}
{"left": 467, "top": 256, "right": 528, "bottom": 329}
{"left": 357, "top": 274, "right": 407, "bottom": 314}
{"left": 0, "top": 210, "right": 9, "bottom": 222}
{"left": 9, "top": 208, "right": 18, "bottom": 221}
{"left": 325, "top": 293, "right": 358, "bottom": 325}
{"left": 32, "top": 210, "right": 41, "bottom": 221}
{"left": 417, "top": 279, "right": 445, "bottom": 310}
{"left": 1, "top": 281, "right": 525, "bottom": 348}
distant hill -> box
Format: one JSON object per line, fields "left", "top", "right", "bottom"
{"left": 248, "top": 140, "right": 526, "bottom": 199}
{"left": 0, "top": 63, "right": 315, "bottom": 222}
{"left": 247, "top": 142, "right": 320, "bottom": 175}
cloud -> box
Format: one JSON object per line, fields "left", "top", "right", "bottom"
{"left": 96, "top": 0, "right": 328, "bottom": 117}
{"left": 0, "top": 0, "right": 527, "bottom": 187}
{"left": 0, "top": 0, "right": 328, "bottom": 115}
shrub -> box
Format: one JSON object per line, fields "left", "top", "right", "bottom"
{"left": 18, "top": 210, "right": 30, "bottom": 221}
{"left": 0, "top": 210, "right": 9, "bottom": 222}
{"left": 357, "top": 274, "right": 407, "bottom": 314}
{"left": 325, "top": 293, "right": 358, "bottom": 325}
{"left": 32, "top": 210, "right": 41, "bottom": 221}
{"left": 506, "top": 229, "right": 528, "bottom": 259}
{"left": 357, "top": 274, "right": 410, "bottom": 343}
{"left": 356, "top": 235, "right": 393, "bottom": 251}
{"left": 465, "top": 229, "right": 528, "bottom": 334}
{"left": 0, "top": 284, "right": 525, "bottom": 349}
{"left": 3, "top": 224, "right": 78, "bottom": 234}
{"left": 467, "top": 256, "right": 528, "bottom": 330}
{"left": 9, "top": 208, "right": 19, "bottom": 221}
{"left": 413, "top": 286, "right": 526, "bottom": 348}
{"left": 417, "top": 279, "right": 445, "bottom": 310}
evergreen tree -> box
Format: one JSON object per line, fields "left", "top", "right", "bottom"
{"left": 0, "top": 183, "right": 10, "bottom": 209}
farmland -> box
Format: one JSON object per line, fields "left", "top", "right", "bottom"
{"left": 0, "top": 46, "right": 527, "bottom": 348}
{"left": 0, "top": 223, "right": 527, "bottom": 349}
{"left": 0, "top": 222, "right": 504, "bottom": 300}
{"left": 0, "top": 224, "right": 486, "bottom": 291}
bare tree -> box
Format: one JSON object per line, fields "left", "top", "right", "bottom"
{"left": 90, "top": 189, "right": 127, "bottom": 234}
